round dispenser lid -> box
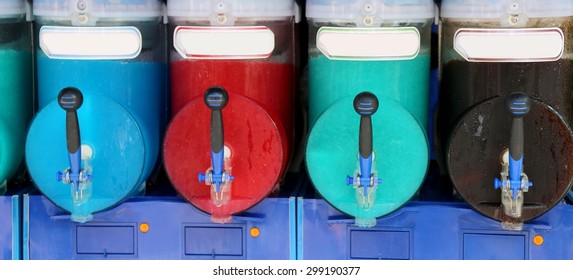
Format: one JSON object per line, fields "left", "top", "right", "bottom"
{"left": 33, "top": 0, "right": 163, "bottom": 18}
{"left": 26, "top": 95, "right": 145, "bottom": 216}
{"left": 0, "top": 0, "right": 25, "bottom": 17}
{"left": 306, "top": 96, "right": 428, "bottom": 221}
{"left": 306, "top": 0, "right": 434, "bottom": 21}
{"left": 441, "top": 0, "right": 573, "bottom": 19}
{"left": 447, "top": 96, "right": 573, "bottom": 223}
{"left": 164, "top": 94, "right": 284, "bottom": 220}
{"left": 167, "top": 0, "right": 295, "bottom": 19}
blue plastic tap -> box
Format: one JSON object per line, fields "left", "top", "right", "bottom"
{"left": 56, "top": 87, "right": 92, "bottom": 189}
{"left": 494, "top": 93, "right": 533, "bottom": 199}
{"left": 346, "top": 92, "right": 381, "bottom": 198}
{"left": 198, "top": 87, "right": 234, "bottom": 194}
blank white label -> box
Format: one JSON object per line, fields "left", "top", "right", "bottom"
{"left": 316, "top": 27, "right": 420, "bottom": 60}
{"left": 454, "top": 28, "right": 564, "bottom": 62}
{"left": 174, "top": 26, "right": 275, "bottom": 59}
{"left": 40, "top": 26, "right": 142, "bottom": 60}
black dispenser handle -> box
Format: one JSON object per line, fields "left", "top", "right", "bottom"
{"left": 57, "top": 87, "right": 84, "bottom": 155}
{"left": 353, "top": 92, "right": 379, "bottom": 159}
{"left": 506, "top": 92, "right": 531, "bottom": 162}
{"left": 204, "top": 86, "right": 229, "bottom": 154}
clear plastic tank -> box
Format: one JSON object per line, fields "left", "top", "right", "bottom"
{"left": 26, "top": 0, "right": 166, "bottom": 222}
{"left": 164, "top": 0, "right": 296, "bottom": 223}
{"left": 306, "top": 0, "right": 434, "bottom": 227}
{"left": 440, "top": 0, "right": 573, "bottom": 229}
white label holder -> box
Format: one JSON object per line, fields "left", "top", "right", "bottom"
{"left": 40, "top": 26, "right": 142, "bottom": 60}
{"left": 316, "top": 27, "right": 421, "bottom": 61}
{"left": 454, "top": 28, "right": 564, "bottom": 62}
{"left": 173, "top": 26, "right": 275, "bottom": 60}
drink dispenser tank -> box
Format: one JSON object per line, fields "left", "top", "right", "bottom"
{"left": 164, "top": 0, "right": 296, "bottom": 223}
{"left": 305, "top": 0, "right": 434, "bottom": 227}
{"left": 439, "top": 0, "right": 573, "bottom": 229}
{"left": 0, "top": 0, "right": 33, "bottom": 195}
{"left": 26, "top": 0, "right": 166, "bottom": 222}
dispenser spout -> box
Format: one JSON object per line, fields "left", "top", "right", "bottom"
{"left": 198, "top": 87, "right": 234, "bottom": 207}
{"left": 346, "top": 92, "right": 381, "bottom": 212}
{"left": 494, "top": 93, "right": 533, "bottom": 219}
{"left": 55, "top": 87, "right": 93, "bottom": 222}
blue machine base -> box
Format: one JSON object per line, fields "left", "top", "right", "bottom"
{"left": 0, "top": 196, "right": 19, "bottom": 260}
{"left": 23, "top": 195, "right": 296, "bottom": 260}
{"left": 298, "top": 198, "right": 573, "bottom": 259}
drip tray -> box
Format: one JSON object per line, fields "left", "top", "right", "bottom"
{"left": 75, "top": 224, "right": 136, "bottom": 256}
{"left": 349, "top": 229, "right": 411, "bottom": 260}
{"left": 183, "top": 225, "right": 245, "bottom": 259}
{"left": 463, "top": 232, "right": 527, "bottom": 260}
